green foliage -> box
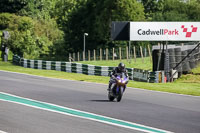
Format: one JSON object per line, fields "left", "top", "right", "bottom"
{"left": 150, "top": 0, "right": 200, "bottom": 21}
{"left": 18, "top": 0, "right": 57, "bottom": 20}
{"left": 0, "top": 0, "right": 27, "bottom": 13}
{"left": 0, "top": 13, "right": 13, "bottom": 30}
{"left": 187, "top": 0, "right": 200, "bottom": 21}
{"left": 53, "top": 0, "right": 79, "bottom": 27}
{"left": 1, "top": 0, "right": 200, "bottom": 61}
{"left": 141, "top": 0, "right": 160, "bottom": 20}
{"left": 0, "top": 13, "right": 63, "bottom": 59}
{"left": 64, "top": 0, "right": 145, "bottom": 54}
{"left": 17, "top": 16, "right": 34, "bottom": 31}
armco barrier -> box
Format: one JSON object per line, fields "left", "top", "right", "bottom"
{"left": 12, "top": 55, "right": 162, "bottom": 83}
{"left": 148, "top": 71, "right": 165, "bottom": 83}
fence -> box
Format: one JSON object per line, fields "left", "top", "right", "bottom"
{"left": 69, "top": 45, "right": 152, "bottom": 62}
{"left": 13, "top": 55, "right": 163, "bottom": 83}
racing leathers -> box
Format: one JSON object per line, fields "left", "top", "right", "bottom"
{"left": 108, "top": 67, "right": 129, "bottom": 92}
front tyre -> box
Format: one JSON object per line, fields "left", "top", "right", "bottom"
{"left": 108, "top": 92, "right": 115, "bottom": 101}
{"left": 116, "top": 87, "right": 123, "bottom": 102}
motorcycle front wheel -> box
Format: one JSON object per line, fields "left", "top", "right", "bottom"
{"left": 108, "top": 92, "right": 115, "bottom": 101}
{"left": 116, "top": 87, "right": 123, "bottom": 102}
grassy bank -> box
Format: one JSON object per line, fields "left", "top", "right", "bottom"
{"left": 78, "top": 57, "right": 152, "bottom": 70}
{"left": 0, "top": 60, "right": 200, "bottom": 96}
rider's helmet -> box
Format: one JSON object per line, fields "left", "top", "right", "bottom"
{"left": 118, "top": 62, "right": 125, "bottom": 72}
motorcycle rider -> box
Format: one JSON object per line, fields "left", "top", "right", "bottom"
{"left": 108, "top": 62, "right": 129, "bottom": 92}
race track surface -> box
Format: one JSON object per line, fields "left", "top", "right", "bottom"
{"left": 0, "top": 70, "right": 200, "bottom": 133}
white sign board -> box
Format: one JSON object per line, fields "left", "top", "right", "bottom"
{"left": 130, "top": 22, "right": 200, "bottom": 41}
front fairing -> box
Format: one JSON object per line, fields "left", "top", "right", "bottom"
{"left": 115, "top": 73, "right": 128, "bottom": 93}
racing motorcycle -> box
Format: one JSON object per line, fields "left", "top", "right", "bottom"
{"left": 108, "top": 73, "right": 129, "bottom": 102}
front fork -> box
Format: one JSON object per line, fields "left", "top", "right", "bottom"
{"left": 117, "top": 85, "right": 126, "bottom": 93}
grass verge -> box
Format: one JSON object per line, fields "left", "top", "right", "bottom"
{"left": 77, "top": 57, "right": 152, "bottom": 70}
{"left": 0, "top": 60, "right": 200, "bottom": 96}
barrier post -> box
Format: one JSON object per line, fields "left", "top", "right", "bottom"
{"left": 133, "top": 46, "right": 136, "bottom": 62}
{"left": 100, "top": 48, "right": 102, "bottom": 61}
{"left": 77, "top": 52, "right": 80, "bottom": 61}
{"left": 126, "top": 46, "right": 128, "bottom": 60}
{"left": 106, "top": 48, "right": 108, "bottom": 60}
{"left": 148, "top": 45, "right": 152, "bottom": 62}
{"left": 140, "top": 46, "right": 144, "bottom": 63}
{"left": 119, "top": 47, "right": 122, "bottom": 60}
{"left": 113, "top": 48, "right": 115, "bottom": 60}
{"left": 88, "top": 50, "right": 90, "bottom": 61}
{"left": 93, "top": 49, "right": 96, "bottom": 61}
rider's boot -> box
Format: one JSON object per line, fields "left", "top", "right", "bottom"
{"left": 107, "top": 82, "right": 112, "bottom": 92}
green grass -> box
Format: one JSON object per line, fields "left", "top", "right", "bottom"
{"left": 130, "top": 81, "right": 200, "bottom": 96}
{"left": 0, "top": 60, "right": 200, "bottom": 96}
{"left": 191, "top": 64, "right": 200, "bottom": 75}
{"left": 78, "top": 57, "right": 152, "bottom": 70}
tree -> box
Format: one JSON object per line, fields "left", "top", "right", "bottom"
{"left": 0, "top": 0, "right": 65, "bottom": 59}
{"left": 0, "top": 13, "right": 63, "bottom": 59}
{"left": 187, "top": 0, "right": 200, "bottom": 21}
{"left": 53, "top": 0, "right": 80, "bottom": 28}
{"left": 141, "top": 0, "right": 160, "bottom": 20}
{"left": 18, "top": 0, "right": 57, "bottom": 20}
{"left": 151, "top": 0, "right": 200, "bottom": 21}
{"left": 0, "top": 0, "right": 27, "bottom": 13}
{"left": 64, "top": 0, "right": 145, "bottom": 53}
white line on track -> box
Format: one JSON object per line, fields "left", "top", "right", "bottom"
{"left": 0, "top": 130, "right": 7, "bottom": 133}
{"left": 0, "top": 92, "right": 173, "bottom": 133}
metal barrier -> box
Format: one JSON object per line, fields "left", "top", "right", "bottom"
{"left": 12, "top": 55, "right": 162, "bottom": 83}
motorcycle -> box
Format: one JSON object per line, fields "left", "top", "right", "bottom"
{"left": 108, "top": 73, "right": 129, "bottom": 102}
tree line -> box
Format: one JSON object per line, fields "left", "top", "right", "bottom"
{"left": 0, "top": 0, "right": 200, "bottom": 60}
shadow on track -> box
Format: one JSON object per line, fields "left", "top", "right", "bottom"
{"left": 89, "top": 100, "right": 113, "bottom": 102}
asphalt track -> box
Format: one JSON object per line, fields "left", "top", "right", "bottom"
{"left": 0, "top": 70, "right": 200, "bottom": 133}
